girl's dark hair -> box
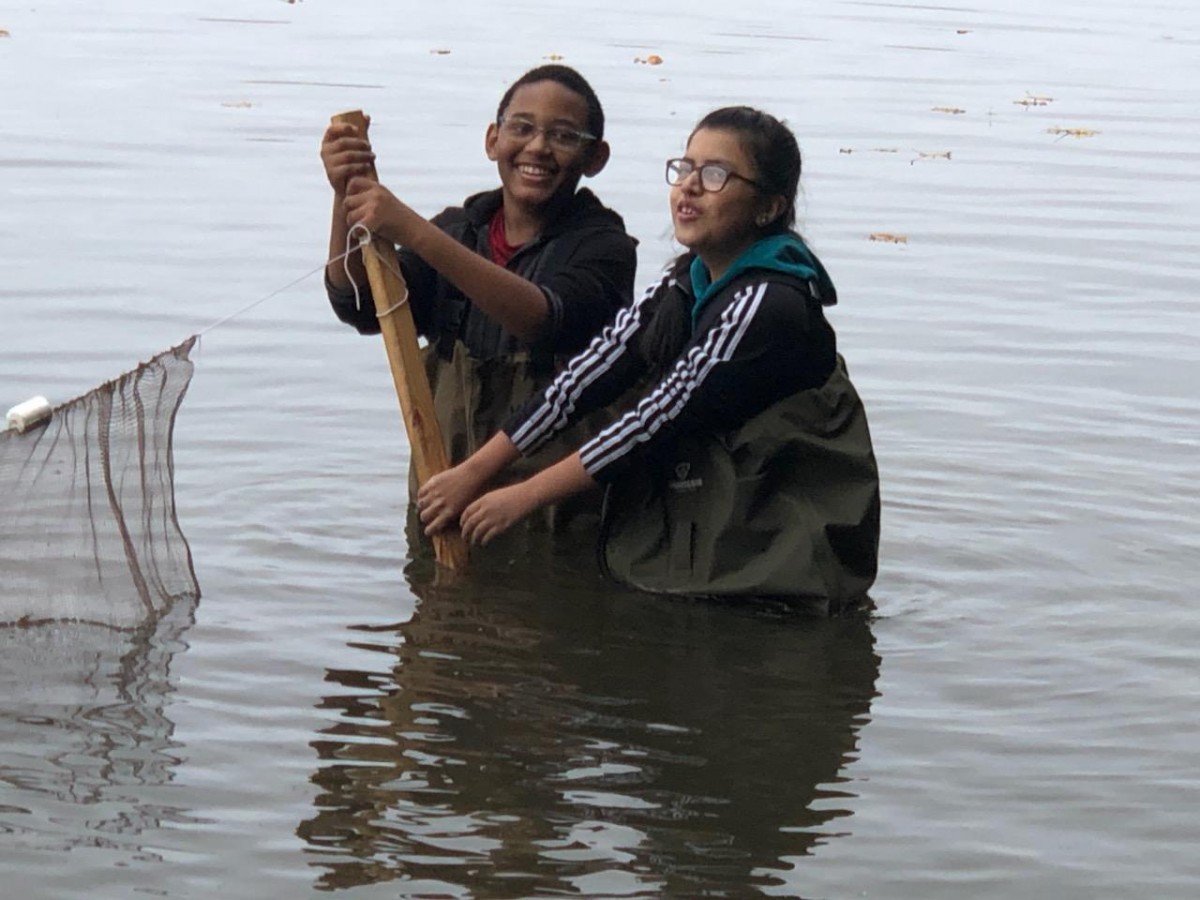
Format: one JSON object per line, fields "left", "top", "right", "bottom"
{"left": 691, "top": 105, "right": 801, "bottom": 234}
{"left": 496, "top": 64, "right": 605, "bottom": 140}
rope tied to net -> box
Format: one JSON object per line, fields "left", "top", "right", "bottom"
{"left": 196, "top": 225, "right": 409, "bottom": 340}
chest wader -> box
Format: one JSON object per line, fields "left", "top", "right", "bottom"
{"left": 598, "top": 356, "right": 880, "bottom": 607}
{"left": 416, "top": 340, "right": 620, "bottom": 533}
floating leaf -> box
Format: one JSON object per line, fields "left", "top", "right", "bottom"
{"left": 634, "top": 54, "right": 664, "bottom": 65}
{"left": 956, "top": 29, "right": 971, "bottom": 34}
{"left": 1047, "top": 126, "right": 1099, "bottom": 139}
{"left": 0, "top": 28, "right": 10, "bottom": 37}
{"left": 932, "top": 106, "right": 966, "bottom": 115}
{"left": 911, "top": 150, "right": 951, "bottom": 164}
{"left": 869, "top": 233, "right": 908, "bottom": 244}
{"left": 222, "top": 100, "right": 254, "bottom": 108}
{"left": 430, "top": 48, "right": 451, "bottom": 55}
{"left": 1014, "top": 92, "right": 1053, "bottom": 108}
{"left": 544, "top": 52, "right": 564, "bottom": 61}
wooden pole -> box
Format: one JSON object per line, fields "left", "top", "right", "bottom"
{"left": 332, "top": 109, "right": 469, "bottom": 571}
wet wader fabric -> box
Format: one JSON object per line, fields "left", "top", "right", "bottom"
{"left": 418, "top": 340, "right": 621, "bottom": 532}
{"left": 599, "top": 357, "right": 880, "bottom": 602}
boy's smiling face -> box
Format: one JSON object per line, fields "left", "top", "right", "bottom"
{"left": 486, "top": 80, "right": 605, "bottom": 217}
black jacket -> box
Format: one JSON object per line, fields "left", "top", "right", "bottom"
{"left": 328, "top": 187, "right": 637, "bottom": 363}
{"left": 506, "top": 263, "right": 837, "bottom": 483}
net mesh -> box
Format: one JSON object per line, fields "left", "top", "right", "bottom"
{"left": 0, "top": 337, "right": 199, "bottom": 627}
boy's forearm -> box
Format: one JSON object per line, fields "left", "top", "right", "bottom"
{"left": 407, "top": 222, "right": 549, "bottom": 342}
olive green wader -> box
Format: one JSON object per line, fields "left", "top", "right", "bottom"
{"left": 599, "top": 357, "right": 880, "bottom": 604}
{"left": 419, "top": 340, "right": 618, "bottom": 533}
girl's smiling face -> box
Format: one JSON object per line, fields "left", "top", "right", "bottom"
{"left": 671, "top": 127, "right": 779, "bottom": 281}
{"left": 486, "top": 80, "right": 605, "bottom": 218}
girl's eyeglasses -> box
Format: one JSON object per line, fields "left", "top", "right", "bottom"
{"left": 665, "top": 158, "right": 764, "bottom": 193}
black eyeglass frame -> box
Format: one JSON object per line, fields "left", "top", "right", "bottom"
{"left": 664, "top": 157, "right": 766, "bottom": 193}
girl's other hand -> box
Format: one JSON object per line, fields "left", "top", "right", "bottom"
{"left": 459, "top": 484, "right": 538, "bottom": 546}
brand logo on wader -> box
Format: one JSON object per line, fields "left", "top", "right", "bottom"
{"left": 668, "top": 461, "right": 703, "bottom": 492}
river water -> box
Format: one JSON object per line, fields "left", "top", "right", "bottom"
{"left": 1, "top": 0, "right": 1198, "bottom": 897}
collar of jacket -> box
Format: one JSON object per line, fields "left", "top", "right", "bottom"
{"left": 460, "top": 187, "right": 627, "bottom": 242}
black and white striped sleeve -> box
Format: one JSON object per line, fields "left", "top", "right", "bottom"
{"left": 578, "top": 279, "right": 811, "bottom": 483}
{"left": 503, "top": 276, "right": 668, "bottom": 456}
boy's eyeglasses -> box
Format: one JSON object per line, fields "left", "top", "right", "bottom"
{"left": 498, "top": 115, "right": 597, "bottom": 153}
{"left": 665, "top": 158, "right": 764, "bottom": 193}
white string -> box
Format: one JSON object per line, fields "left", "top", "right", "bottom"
{"left": 197, "top": 254, "right": 350, "bottom": 337}
{"left": 375, "top": 287, "right": 410, "bottom": 318}
{"left": 345, "top": 222, "right": 371, "bottom": 312}
{"left": 196, "top": 225, "right": 410, "bottom": 339}
{"left": 342, "top": 222, "right": 410, "bottom": 318}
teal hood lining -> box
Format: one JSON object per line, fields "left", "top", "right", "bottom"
{"left": 688, "top": 233, "right": 837, "bottom": 329}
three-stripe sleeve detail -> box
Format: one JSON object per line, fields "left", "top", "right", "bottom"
{"left": 579, "top": 281, "right": 767, "bottom": 476}
{"left": 509, "top": 277, "right": 667, "bottom": 455}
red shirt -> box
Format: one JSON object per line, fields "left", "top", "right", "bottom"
{"left": 488, "top": 208, "right": 524, "bottom": 268}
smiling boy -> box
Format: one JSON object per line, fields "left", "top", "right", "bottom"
{"left": 321, "top": 66, "right": 637, "bottom": 525}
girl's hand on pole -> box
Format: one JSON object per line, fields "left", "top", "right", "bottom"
{"left": 417, "top": 463, "right": 488, "bottom": 535}
{"left": 417, "top": 433, "right": 525, "bottom": 537}
{"left": 321, "top": 119, "right": 374, "bottom": 194}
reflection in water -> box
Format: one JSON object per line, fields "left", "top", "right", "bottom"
{"left": 0, "top": 596, "right": 196, "bottom": 860}
{"left": 299, "top": 537, "right": 879, "bottom": 897}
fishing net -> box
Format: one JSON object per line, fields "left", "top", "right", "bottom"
{"left": 0, "top": 337, "right": 200, "bottom": 628}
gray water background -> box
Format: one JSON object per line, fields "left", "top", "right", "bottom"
{"left": 1, "top": 0, "right": 1198, "bottom": 897}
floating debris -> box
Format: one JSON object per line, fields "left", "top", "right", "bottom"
{"left": 932, "top": 106, "right": 967, "bottom": 115}
{"left": 222, "top": 100, "right": 254, "bottom": 108}
{"left": 544, "top": 53, "right": 564, "bottom": 61}
{"left": 911, "top": 150, "right": 952, "bottom": 164}
{"left": 634, "top": 54, "right": 664, "bottom": 65}
{"left": 1047, "top": 127, "right": 1099, "bottom": 139}
{"left": 956, "top": 29, "right": 971, "bottom": 34}
{"left": 0, "top": 28, "right": 10, "bottom": 38}
{"left": 869, "top": 233, "right": 908, "bottom": 244}
{"left": 430, "top": 48, "right": 451, "bottom": 55}
{"left": 1014, "top": 91, "right": 1054, "bottom": 108}
{"left": 837, "top": 147, "right": 900, "bottom": 155}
